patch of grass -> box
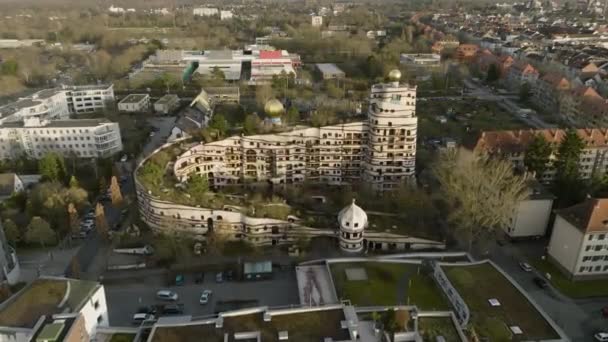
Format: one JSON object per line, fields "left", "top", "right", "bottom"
{"left": 418, "top": 317, "right": 462, "bottom": 342}
{"left": 444, "top": 262, "right": 559, "bottom": 341}
{"left": 109, "top": 333, "right": 136, "bottom": 342}
{"left": 0, "top": 279, "right": 66, "bottom": 328}
{"left": 532, "top": 258, "right": 608, "bottom": 298}
{"left": 330, "top": 262, "right": 449, "bottom": 310}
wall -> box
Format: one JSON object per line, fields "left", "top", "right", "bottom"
{"left": 506, "top": 198, "right": 553, "bottom": 238}
{"left": 78, "top": 285, "right": 108, "bottom": 336}
{"left": 64, "top": 315, "right": 90, "bottom": 342}
{"left": 547, "top": 216, "right": 584, "bottom": 276}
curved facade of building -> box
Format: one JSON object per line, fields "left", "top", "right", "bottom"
{"left": 173, "top": 74, "right": 417, "bottom": 191}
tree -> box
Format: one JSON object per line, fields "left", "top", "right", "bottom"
{"left": 160, "top": 72, "right": 179, "bottom": 93}
{"left": 25, "top": 217, "right": 56, "bottom": 247}
{"left": 432, "top": 149, "right": 530, "bottom": 252}
{"left": 95, "top": 202, "right": 109, "bottom": 241}
{"left": 243, "top": 114, "right": 261, "bottom": 135}
{"left": 0, "top": 60, "right": 18, "bottom": 76}
{"left": 311, "top": 107, "right": 337, "bottom": 127}
{"left": 209, "top": 114, "right": 228, "bottom": 137}
{"left": 326, "top": 81, "right": 344, "bottom": 99}
{"left": 256, "top": 84, "right": 274, "bottom": 108}
{"left": 70, "top": 257, "right": 81, "bottom": 279}
{"left": 519, "top": 82, "right": 532, "bottom": 102}
{"left": 2, "top": 219, "right": 20, "bottom": 246}
{"left": 211, "top": 66, "right": 225, "bottom": 83}
{"left": 110, "top": 176, "right": 123, "bottom": 206}
{"left": 39, "top": 153, "right": 66, "bottom": 182}
{"left": 188, "top": 174, "right": 209, "bottom": 202}
{"left": 486, "top": 64, "right": 500, "bottom": 83}
{"left": 69, "top": 175, "right": 79, "bottom": 189}
{"left": 554, "top": 129, "right": 586, "bottom": 205}
{"left": 284, "top": 106, "right": 299, "bottom": 125}
{"left": 67, "top": 203, "right": 79, "bottom": 236}
{"left": 524, "top": 135, "right": 552, "bottom": 177}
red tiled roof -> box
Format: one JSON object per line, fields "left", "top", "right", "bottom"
{"left": 558, "top": 198, "right": 608, "bottom": 233}
{"left": 259, "top": 50, "right": 283, "bottom": 59}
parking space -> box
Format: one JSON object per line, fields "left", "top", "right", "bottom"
{"left": 104, "top": 268, "right": 300, "bottom": 326}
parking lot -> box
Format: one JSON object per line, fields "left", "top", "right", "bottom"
{"left": 104, "top": 268, "right": 300, "bottom": 326}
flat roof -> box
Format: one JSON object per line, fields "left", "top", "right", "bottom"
{"left": 0, "top": 277, "right": 100, "bottom": 328}
{"left": 155, "top": 94, "right": 179, "bottom": 105}
{"left": 1, "top": 119, "right": 113, "bottom": 129}
{"left": 120, "top": 94, "right": 149, "bottom": 104}
{"left": 316, "top": 63, "right": 345, "bottom": 75}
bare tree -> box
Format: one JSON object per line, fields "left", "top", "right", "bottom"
{"left": 432, "top": 149, "right": 530, "bottom": 252}
{"left": 95, "top": 202, "right": 109, "bottom": 241}
{"left": 67, "top": 202, "right": 79, "bottom": 237}
{"left": 110, "top": 176, "right": 123, "bottom": 206}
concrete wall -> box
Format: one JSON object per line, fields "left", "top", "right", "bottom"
{"left": 548, "top": 216, "right": 584, "bottom": 276}
{"left": 78, "top": 285, "right": 108, "bottom": 336}
{"left": 64, "top": 315, "right": 90, "bottom": 342}
{"left": 506, "top": 198, "right": 553, "bottom": 238}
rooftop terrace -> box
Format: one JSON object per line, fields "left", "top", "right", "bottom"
{"left": 120, "top": 94, "right": 148, "bottom": 104}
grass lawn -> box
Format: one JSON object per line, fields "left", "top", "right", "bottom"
{"left": 329, "top": 262, "right": 449, "bottom": 310}
{"left": 444, "top": 263, "right": 559, "bottom": 341}
{"left": 418, "top": 317, "right": 462, "bottom": 342}
{"left": 532, "top": 258, "right": 608, "bottom": 298}
{"left": 0, "top": 279, "right": 66, "bottom": 328}
{"left": 109, "top": 333, "right": 136, "bottom": 342}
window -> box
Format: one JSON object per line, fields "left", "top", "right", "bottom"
{"left": 97, "top": 315, "right": 103, "bottom": 324}
{"left": 589, "top": 235, "right": 594, "bottom": 241}
{"left": 94, "top": 300, "right": 100, "bottom": 309}
{"left": 579, "top": 266, "right": 586, "bottom": 272}
{"left": 600, "top": 234, "right": 606, "bottom": 240}
{"left": 596, "top": 265, "right": 602, "bottom": 272}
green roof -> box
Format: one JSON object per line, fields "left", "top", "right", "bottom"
{"left": 36, "top": 322, "right": 64, "bottom": 342}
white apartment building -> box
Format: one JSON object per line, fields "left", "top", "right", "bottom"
{"left": 0, "top": 118, "right": 123, "bottom": 160}
{"left": 311, "top": 15, "right": 323, "bottom": 27}
{"left": 400, "top": 53, "right": 442, "bottom": 68}
{"left": 0, "top": 85, "right": 115, "bottom": 124}
{"left": 174, "top": 70, "right": 416, "bottom": 191}
{"left": 118, "top": 94, "right": 150, "bottom": 112}
{"left": 154, "top": 94, "right": 180, "bottom": 115}
{"left": 503, "top": 180, "right": 554, "bottom": 239}
{"left": 474, "top": 128, "right": 608, "bottom": 182}
{"left": 193, "top": 7, "right": 218, "bottom": 16}
{"left": 548, "top": 198, "right": 608, "bottom": 280}
{"left": 220, "top": 10, "right": 234, "bottom": 20}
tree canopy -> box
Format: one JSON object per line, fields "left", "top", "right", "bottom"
{"left": 524, "top": 135, "right": 552, "bottom": 177}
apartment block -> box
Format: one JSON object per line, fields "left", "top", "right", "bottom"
{"left": 118, "top": 94, "right": 150, "bottom": 112}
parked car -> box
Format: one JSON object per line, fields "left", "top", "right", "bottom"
{"left": 161, "top": 303, "right": 184, "bottom": 315}
{"left": 199, "top": 290, "right": 212, "bottom": 304}
{"left": 137, "top": 306, "right": 157, "bottom": 315}
{"left": 226, "top": 270, "right": 234, "bottom": 281}
{"left": 120, "top": 155, "right": 128, "bottom": 162}
{"left": 175, "top": 274, "right": 184, "bottom": 286}
{"left": 132, "top": 313, "right": 154, "bottom": 325}
{"left": 519, "top": 262, "right": 532, "bottom": 272}
{"left": 595, "top": 332, "right": 608, "bottom": 342}
{"left": 533, "top": 277, "right": 548, "bottom": 289}
{"left": 156, "top": 290, "right": 178, "bottom": 301}
{"left": 194, "top": 273, "right": 204, "bottom": 284}
{"left": 215, "top": 272, "right": 224, "bottom": 283}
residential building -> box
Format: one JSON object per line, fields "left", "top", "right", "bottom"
{"left": 220, "top": 10, "right": 233, "bottom": 20}
{"left": 455, "top": 44, "right": 479, "bottom": 62}
{"left": 0, "top": 39, "right": 44, "bottom": 49}
{"left": 118, "top": 94, "right": 150, "bottom": 112}
{"left": 203, "top": 87, "right": 240, "bottom": 103}
{"left": 183, "top": 50, "right": 244, "bottom": 81}
{"left": 474, "top": 128, "right": 608, "bottom": 182}
{"left": 0, "top": 277, "right": 108, "bottom": 342}
{"left": 533, "top": 74, "right": 570, "bottom": 115}
{"left": 0, "top": 173, "right": 24, "bottom": 201}
{"left": 431, "top": 37, "right": 460, "bottom": 54}
{"left": 172, "top": 70, "right": 416, "bottom": 191}
{"left": 504, "top": 180, "right": 554, "bottom": 239}
{"left": 316, "top": 63, "right": 345, "bottom": 79}
{"left": 0, "top": 221, "right": 18, "bottom": 285}
{"left": 400, "top": 53, "right": 442, "bottom": 69}
{"left": 548, "top": 198, "right": 608, "bottom": 279}
{"left": 154, "top": 94, "right": 180, "bottom": 115}
{"left": 506, "top": 62, "right": 539, "bottom": 89}
{"left": 0, "top": 118, "right": 123, "bottom": 160}
{"left": 311, "top": 15, "right": 323, "bottom": 27}
{"left": 30, "top": 313, "right": 89, "bottom": 342}
{"left": 192, "top": 7, "right": 218, "bottom": 16}
{"left": 250, "top": 50, "right": 298, "bottom": 84}
{"left": 63, "top": 84, "right": 115, "bottom": 114}
{"left": 559, "top": 86, "right": 605, "bottom": 125}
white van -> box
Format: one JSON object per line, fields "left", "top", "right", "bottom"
{"left": 132, "top": 313, "right": 154, "bottom": 325}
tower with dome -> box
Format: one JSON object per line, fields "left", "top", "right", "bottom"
{"left": 264, "top": 98, "right": 284, "bottom": 125}
{"left": 337, "top": 199, "right": 368, "bottom": 253}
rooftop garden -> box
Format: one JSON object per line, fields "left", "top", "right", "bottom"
{"left": 150, "top": 309, "right": 349, "bottom": 342}
{"left": 109, "top": 333, "right": 136, "bottom": 342}
{"left": 329, "top": 261, "right": 449, "bottom": 311}
{"left": 0, "top": 278, "right": 98, "bottom": 328}
{"left": 418, "top": 316, "right": 463, "bottom": 342}
{"left": 443, "top": 262, "right": 559, "bottom": 341}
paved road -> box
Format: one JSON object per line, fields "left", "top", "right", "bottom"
{"left": 105, "top": 269, "right": 300, "bottom": 326}
{"left": 142, "top": 116, "right": 177, "bottom": 157}
{"left": 489, "top": 240, "right": 608, "bottom": 341}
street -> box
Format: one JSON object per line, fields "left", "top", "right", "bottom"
{"left": 104, "top": 268, "right": 300, "bottom": 326}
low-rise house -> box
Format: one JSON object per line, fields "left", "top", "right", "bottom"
{"left": 316, "top": 63, "right": 345, "bottom": 79}
{"left": 548, "top": 198, "right": 608, "bottom": 280}
{"left": 203, "top": 87, "right": 240, "bottom": 104}
{"left": 118, "top": 94, "right": 150, "bottom": 113}
{"left": 400, "top": 53, "right": 442, "bottom": 70}
{"left": 154, "top": 94, "right": 180, "bottom": 115}
{"left": 533, "top": 73, "right": 570, "bottom": 115}
{"left": 0, "top": 173, "right": 25, "bottom": 201}
{"left": 504, "top": 180, "right": 554, "bottom": 239}
{"left": 559, "top": 86, "right": 604, "bottom": 124}
{"left": 311, "top": 15, "right": 323, "bottom": 27}
{"left": 0, "top": 277, "right": 108, "bottom": 342}
{"left": 506, "top": 62, "right": 539, "bottom": 89}
{"left": 455, "top": 44, "right": 479, "bottom": 62}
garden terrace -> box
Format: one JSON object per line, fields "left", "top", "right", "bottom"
{"left": 0, "top": 278, "right": 99, "bottom": 328}
{"left": 150, "top": 308, "right": 350, "bottom": 342}
{"left": 417, "top": 316, "right": 465, "bottom": 341}
{"left": 443, "top": 262, "right": 560, "bottom": 341}
{"left": 329, "top": 261, "right": 449, "bottom": 310}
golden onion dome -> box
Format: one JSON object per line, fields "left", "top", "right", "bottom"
{"left": 264, "top": 99, "right": 284, "bottom": 118}
{"left": 388, "top": 69, "right": 402, "bottom": 82}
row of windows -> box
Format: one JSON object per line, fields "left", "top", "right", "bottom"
{"left": 34, "top": 136, "right": 91, "bottom": 142}
{"left": 588, "top": 233, "right": 607, "bottom": 241}
{"left": 579, "top": 265, "right": 608, "bottom": 273}
{"left": 584, "top": 244, "right": 608, "bottom": 252}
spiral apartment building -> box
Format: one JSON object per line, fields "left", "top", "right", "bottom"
{"left": 173, "top": 70, "right": 417, "bottom": 191}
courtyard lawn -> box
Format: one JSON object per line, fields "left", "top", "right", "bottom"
{"left": 109, "top": 333, "right": 136, "bottom": 342}
{"left": 532, "top": 259, "right": 608, "bottom": 298}
{"left": 444, "top": 262, "right": 559, "bottom": 341}
{"left": 329, "top": 262, "right": 449, "bottom": 310}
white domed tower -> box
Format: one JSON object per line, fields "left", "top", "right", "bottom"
{"left": 337, "top": 199, "right": 368, "bottom": 253}
{"left": 364, "top": 69, "right": 417, "bottom": 191}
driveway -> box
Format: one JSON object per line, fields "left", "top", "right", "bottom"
{"left": 142, "top": 116, "right": 176, "bottom": 157}
{"left": 104, "top": 268, "right": 300, "bottom": 326}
